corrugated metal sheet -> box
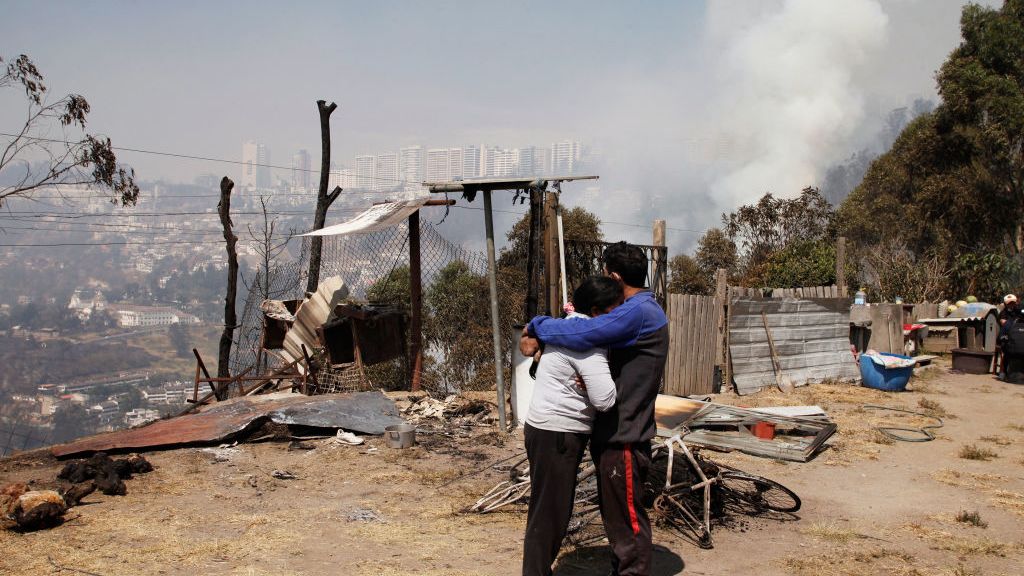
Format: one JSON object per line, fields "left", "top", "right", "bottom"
{"left": 52, "top": 390, "right": 404, "bottom": 457}
{"left": 730, "top": 298, "right": 859, "bottom": 395}
{"left": 281, "top": 276, "right": 349, "bottom": 374}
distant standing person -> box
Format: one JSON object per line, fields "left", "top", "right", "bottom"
{"left": 521, "top": 241, "right": 669, "bottom": 576}
{"left": 521, "top": 276, "right": 622, "bottom": 576}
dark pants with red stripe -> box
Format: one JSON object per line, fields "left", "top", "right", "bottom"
{"left": 522, "top": 423, "right": 590, "bottom": 576}
{"left": 592, "top": 441, "right": 652, "bottom": 576}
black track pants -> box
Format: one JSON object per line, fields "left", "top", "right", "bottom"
{"left": 522, "top": 423, "right": 589, "bottom": 576}
{"left": 592, "top": 441, "right": 653, "bottom": 576}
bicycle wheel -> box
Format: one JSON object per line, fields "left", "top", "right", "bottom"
{"left": 719, "top": 471, "right": 801, "bottom": 513}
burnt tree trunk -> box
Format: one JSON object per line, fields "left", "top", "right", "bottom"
{"left": 217, "top": 176, "right": 238, "bottom": 396}
{"left": 524, "top": 186, "right": 544, "bottom": 320}
{"left": 306, "top": 100, "right": 342, "bottom": 294}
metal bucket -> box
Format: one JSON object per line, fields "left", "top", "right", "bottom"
{"left": 385, "top": 424, "right": 416, "bottom": 448}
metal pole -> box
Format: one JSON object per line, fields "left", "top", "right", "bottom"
{"left": 409, "top": 210, "right": 423, "bottom": 392}
{"left": 483, "top": 190, "right": 508, "bottom": 430}
{"left": 556, "top": 194, "right": 568, "bottom": 305}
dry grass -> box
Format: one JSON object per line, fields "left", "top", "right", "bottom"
{"left": 932, "top": 469, "right": 1006, "bottom": 490}
{"left": 1004, "top": 423, "right": 1024, "bottom": 433}
{"left": 978, "top": 435, "right": 1013, "bottom": 446}
{"left": 781, "top": 548, "right": 924, "bottom": 576}
{"left": 801, "top": 522, "right": 886, "bottom": 543}
{"left": 990, "top": 491, "right": 1024, "bottom": 518}
{"left": 917, "top": 398, "right": 951, "bottom": 418}
{"left": 955, "top": 510, "right": 988, "bottom": 528}
{"left": 904, "top": 523, "right": 1016, "bottom": 557}
{"left": 959, "top": 444, "right": 999, "bottom": 461}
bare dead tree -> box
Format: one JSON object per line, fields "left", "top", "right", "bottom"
{"left": 0, "top": 54, "right": 137, "bottom": 207}
{"left": 245, "top": 195, "right": 295, "bottom": 302}
{"left": 217, "top": 177, "right": 238, "bottom": 394}
{"left": 306, "top": 100, "right": 342, "bottom": 293}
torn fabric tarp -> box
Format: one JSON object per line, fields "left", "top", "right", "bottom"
{"left": 300, "top": 197, "right": 430, "bottom": 237}
{"left": 51, "top": 391, "right": 405, "bottom": 457}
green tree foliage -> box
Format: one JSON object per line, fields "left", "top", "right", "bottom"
{"left": 723, "top": 187, "right": 834, "bottom": 284}
{"left": 498, "top": 205, "right": 604, "bottom": 321}
{"left": 364, "top": 266, "right": 415, "bottom": 391}
{"left": 694, "top": 227, "right": 738, "bottom": 282}
{"left": 667, "top": 254, "right": 709, "bottom": 295}
{"left": 838, "top": 1, "right": 1024, "bottom": 298}
{"left": 761, "top": 239, "right": 837, "bottom": 288}
{"left": 425, "top": 261, "right": 496, "bottom": 394}
{"left": 366, "top": 265, "right": 412, "bottom": 311}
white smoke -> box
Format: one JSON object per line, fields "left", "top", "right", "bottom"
{"left": 703, "top": 0, "right": 889, "bottom": 208}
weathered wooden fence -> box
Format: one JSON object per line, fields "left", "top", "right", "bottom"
{"left": 663, "top": 281, "right": 854, "bottom": 398}
{"left": 664, "top": 293, "right": 720, "bottom": 397}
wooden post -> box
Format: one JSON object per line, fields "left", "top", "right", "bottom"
{"left": 836, "top": 236, "right": 847, "bottom": 297}
{"left": 408, "top": 210, "right": 423, "bottom": 391}
{"left": 716, "top": 269, "right": 734, "bottom": 393}
{"left": 544, "top": 191, "right": 561, "bottom": 316}
{"left": 653, "top": 220, "right": 666, "bottom": 304}
{"left": 217, "top": 177, "right": 238, "bottom": 398}
{"left": 524, "top": 187, "right": 543, "bottom": 320}
{"left": 307, "top": 100, "right": 341, "bottom": 294}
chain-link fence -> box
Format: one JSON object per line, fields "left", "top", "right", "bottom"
{"left": 564, "top": 239, "right": 669, "bottom": 308}
{"left": 231, "top": 220, "right": 498, "bottom": 396}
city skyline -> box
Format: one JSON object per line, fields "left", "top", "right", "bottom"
{"left": 238, "top": 138, "right": 589, "bottom": 193}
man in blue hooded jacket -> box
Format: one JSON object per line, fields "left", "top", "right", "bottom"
{"left": 520, "top": 241, "right": 669, "bottom": 576}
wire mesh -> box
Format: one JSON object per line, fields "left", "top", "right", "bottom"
{"left": 230, "top": 220, "right": 493, "bottom": 396}
{"left": 564, "top": 239, "right": 669, "bottom": 308}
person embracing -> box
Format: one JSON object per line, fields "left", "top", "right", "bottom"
{"left": 521, "top": 275, "right": 622, "bottom": 576}
{"left": 521, "top": 241, "right": 669, "bottom": 576}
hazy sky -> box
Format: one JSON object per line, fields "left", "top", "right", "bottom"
{"left": 0, "top": 0, "right": 997, "bottom": 252}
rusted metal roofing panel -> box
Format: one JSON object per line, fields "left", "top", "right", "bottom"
{"left": 729, "top": 298, "right": 859, "bottom": 395}
{"left": 51, "top": 390, "right": 404, "bottom": 458}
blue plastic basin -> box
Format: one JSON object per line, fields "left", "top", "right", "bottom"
{"left": 860, "top": 353, "right": 914, "bottom": 392}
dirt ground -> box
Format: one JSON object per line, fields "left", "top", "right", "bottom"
{"left": 1, "top": 363, "right": 1023, "bottom": 576}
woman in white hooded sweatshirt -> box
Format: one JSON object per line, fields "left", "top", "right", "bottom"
{"left": 521, "top": 275, "right": 622, "bottom": 576}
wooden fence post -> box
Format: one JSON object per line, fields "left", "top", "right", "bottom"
{"left": 715, "top": 269, "right": 730, "bottom": 393}
{"left": 836, "top": 236, "right": 847, "bottom": 297}
{"left": 544, "top": 191, "right": 561, "bottom": 316}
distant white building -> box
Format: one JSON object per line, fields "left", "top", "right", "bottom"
{"left": 426, "top": 148, "right": 451, "bottom": 182}
{"left": 109, "top": 305, "right": 200, "bottom": 328}
{"left": 90, "top": 399, "right": 120, "bottom": 423}
{"left": 67, "top": 288, "right": 108, "bottom": 320}
{"left": 551, "top": 140, "right": 582, "bottom": 175}
{"left": 399, "top": 146, "right": 424, "bottom": 185}
{"left": 355, "top": 155, "right": 376, "bottom": 190}
{"left": 376, "top": 152, "right": 399, "bottom": 189}
{"left": 125, "top": 408, "right": 161, "bottom": 428}
{"left": 462, "top": 145, "right": 481, "bottom": 179}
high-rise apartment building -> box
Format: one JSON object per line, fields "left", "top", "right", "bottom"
{"left": 482, "top": 147, "right": 514, "bottom": 178}
{"left": 376, "top": 152, "right": 399, "bottom": 189}
{"left": 551, "top": 140, "right": 582, "bottom": 175}
{"left": 241, "top": 140, "right": 271, "bottom": 190}
{"left": 447, "top": 148, "right": 464, "bottom": 180}
{"left": 291, "top": 149, "right": 311, "bottom": 191}
{"left": 399, "top": 146, "right": 424, "bottom": 185}
{"left": 355, "top": 155, "right": 376, "bottom": 190}
{"left": 425, "top": 148, "right": 450, "bottom": 182}
{"left": 462, "top": 145, "right": 481, "bottom": 179}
